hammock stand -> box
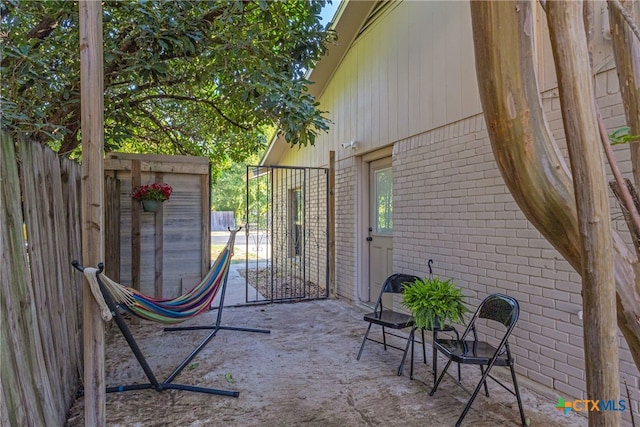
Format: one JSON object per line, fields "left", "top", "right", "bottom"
{"left": 72, "top": 229, "right": 269, "bottom": 397}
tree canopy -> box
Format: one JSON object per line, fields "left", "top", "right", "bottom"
{"left": 1, "top": 0, "right": 335, "bottom": 169}
{"left": 210, "top": 155, "right": 254, "bottom": 218}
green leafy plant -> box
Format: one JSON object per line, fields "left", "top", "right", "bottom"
{"left": 609, "top": 126, "right": 639, "bottom": 146}
{"left": 402, "top": 277, "right": 468, "bottom": 330}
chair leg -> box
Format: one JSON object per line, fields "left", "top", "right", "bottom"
{"left": 479, "top": 365, "right": 490, "bottom": 396}
{"left": 410, "top": 329, "right": 426, "bottom": 380}
{"left": 429, "top": 358, "right": 454, "bottom": 396}
{"left": 357, "top": 323, "right": 373, "bottom": 360}
{"left": 398, "top": 326, "right": 415, "bottom": 376}
{"left": 455, "top": 360, "right": 499, "bottom": 427}
{"left": 509, "top": 363, "right": 527, "bottom": 427}
{"left": 409, "top": 327, "right": 416, "bottom": 379}
{"left": 452, "top": 329, "right": 461, "bottom": 383}
{"left": 432, "top": 331, "right": 438, "bottom": 385}
{"left": 381, "top": 326, "right": 388, "bottom": 350}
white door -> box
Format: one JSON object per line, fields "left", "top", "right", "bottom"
{"left": 367, "top": 157, "right": 393, "bottom": 303}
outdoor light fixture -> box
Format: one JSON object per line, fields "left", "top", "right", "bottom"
{"left": 341, "top": 140, "right": 357, "bottom": 150}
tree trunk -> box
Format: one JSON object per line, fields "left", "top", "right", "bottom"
{"left": 609, "top": 0, "right": 640, "bottom": 189}
{"left": 470, "top": 0, "right": 640, "bottom": 386}
{"left": 546, "top": 2, "right": 619, "bottom": 424}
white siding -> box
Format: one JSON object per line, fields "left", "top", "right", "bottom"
{"left": 281, "top": 1, "right": 481, "bottom": 166}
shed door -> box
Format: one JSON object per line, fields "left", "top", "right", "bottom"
{"left": 367, "top": 157, "right": 393, "bottom": 303}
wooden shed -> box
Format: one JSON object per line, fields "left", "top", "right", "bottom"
{"left": 104, "top": 153, "right": 211, "bottom": 298}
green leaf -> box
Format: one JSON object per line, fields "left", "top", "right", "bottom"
{"left": 151, "top": 62, "right": 168, "bottom": 74}
{"left": 225, "top": 372, "right": 234, "bottom": 383}
{"left": 609, "top": 126, "right": 640, "bottom": 146}
{"left": 402, "top": 277, "right": 468, "bottom": 330}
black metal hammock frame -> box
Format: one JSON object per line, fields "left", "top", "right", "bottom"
{"left": 72, "top": 228, "right": 270, "bottom": 397}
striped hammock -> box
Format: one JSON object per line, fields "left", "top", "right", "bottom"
{"left": 85, "top": 230, "right": 237, "bottom": 324}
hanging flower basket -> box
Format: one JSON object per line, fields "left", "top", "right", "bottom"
{"left": 131, "top": 183, "right": 172, "bottom": 213}
{"left": 141, "top": 200, "right": 162, "bottom": 212}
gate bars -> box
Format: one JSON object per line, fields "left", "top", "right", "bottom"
{"left": 244, "top": 165, "right": 329, "bottom": 304}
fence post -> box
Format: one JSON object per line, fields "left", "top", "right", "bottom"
{"left": 80, "top": 1, "right": 106, "bottom": 425}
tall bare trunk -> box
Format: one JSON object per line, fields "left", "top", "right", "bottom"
{"left": 546, "top": 2, "right": 619, "bottom": 424}
{"left": 470, "top": 0, "right": 640, "bottom": 385}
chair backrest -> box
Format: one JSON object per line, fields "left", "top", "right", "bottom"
{"left": 477, "top": 294, "right": 519, "bottom": 327}
{"left": 375, "top": 273, "right": 420, "bottom": 312}
{"left": 462, "top": 293, "right": 519, "bottom": 342}
{"left": 381, "top": 273, "right": 421, "bottom": 294}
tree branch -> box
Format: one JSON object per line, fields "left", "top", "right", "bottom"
{"left": 135, "top": 107, "right": 187, "bottom": 155}
{"left": 127, "top": 94, "right": 249, "bottom": 130}
{"left": 108, "top": 77, "right": 190, "bottom": 94}
{"left": 596, "top": 114, "right": 640, "bottom": 236}
{"left": 609, "top": 0, "right": 640, "bottom": 42}
{"left": 26, "top": 16, "right": 58, "bottom": 40}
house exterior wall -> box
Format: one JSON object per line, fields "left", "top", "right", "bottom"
{"left": 392, "top": 81, "right": 636, "bottom": 410}
{"left": 279, "top": 0, "right": 482, "bottom": 168}
{"left": 270, "top": 0, "right": 639, "bottom": 420}
{"left": 334, "top": 157, "right": 359, "bottom": 300}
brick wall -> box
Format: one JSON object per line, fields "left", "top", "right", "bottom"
{"left": 387, "top": 68, "right": 638, "bottom": 421}
{"left": 335, "top": 156, "right": 359, "bottom": 301}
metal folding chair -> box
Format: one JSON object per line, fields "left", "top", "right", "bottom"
{"left": 429, "top": 293, "right": 526, "bottom": 427}
{"left": 356, "top": 273, "right": 426, "bottom": 376}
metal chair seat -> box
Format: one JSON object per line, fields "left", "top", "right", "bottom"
{"left": 357, "top": 273, "right": 426, "bottom": 376}
{"left": 433, "top": 339, "right": 511, "bottom": 366}
{"left": 363, "top": 309, "right": 414, "bottom": 329}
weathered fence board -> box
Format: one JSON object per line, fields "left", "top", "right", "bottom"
{"left": 211, "top": 211, "right": 236, "bottom": 231}
{"left": 61, "top": 155, "right": 84, "bottom": 371}
{"left": 1, "top": 133, "right": 82, "bottom": 426}
{"left": 1, "top": 133, "right": 50, "bottom": 426}
{"left": 21, "top": 140, "right": 67, "bottom": 408}
{"left": 104, "top": 176, "right": 121, "bottom": 281}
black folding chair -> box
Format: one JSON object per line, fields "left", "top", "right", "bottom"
{"left": 429, "top": 293, "right": 526, "bottom": 427}
{"left": 356, "top": 273, "right": 426, "bottom": 376}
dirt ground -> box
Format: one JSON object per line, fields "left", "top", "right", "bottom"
{"left": 239, "top": 267, "right": 325, "bottom": 301}
{"left": 65, "top": 298, "right": 588, "bottom": 427}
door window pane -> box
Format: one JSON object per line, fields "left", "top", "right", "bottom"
{"left": 374, "top": 167, "right": 392, "bottom": 234}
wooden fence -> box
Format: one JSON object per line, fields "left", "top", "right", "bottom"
{"left": 1, "top": 132, "right": 83, "bottom": 426}
{"left": 211, "top": 211, "right": 236, "bottom": 231}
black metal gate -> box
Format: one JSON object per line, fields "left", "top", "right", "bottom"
{"left": 243, "top": 165, "right": 329, "bottom": 303}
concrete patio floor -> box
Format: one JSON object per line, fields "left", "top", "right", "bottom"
{"left": 66, "top": 264, "right": 588, "bottom": 426}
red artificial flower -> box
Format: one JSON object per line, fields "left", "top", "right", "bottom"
{"left": 131, "top": 182, "right": 173, "bottom": 201}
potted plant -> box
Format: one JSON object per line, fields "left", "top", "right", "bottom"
{"left": 131, "top": 182, "right": 173, "bottom": 212}
{"left": 402, "top": 276, "right": 468, "bottom": 330}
